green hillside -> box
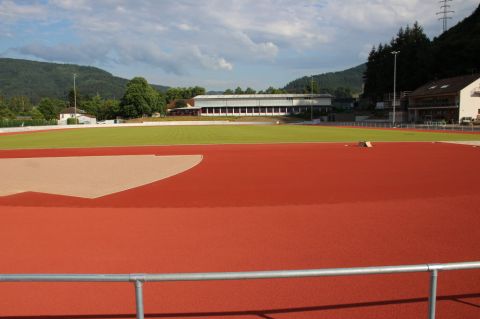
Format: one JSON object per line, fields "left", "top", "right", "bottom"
{"left": 0, "top": 58, "right": 168, "bottom": 103}
{"left": 430, "top": 4, "right": 480, "bottom": 79}
{"left": 283, "top": 64, "right": 366, "bottom": 96}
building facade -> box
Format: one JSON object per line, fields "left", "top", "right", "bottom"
{"left": 192, "top": 94, "right": 332, "bottom": 116}
{"left": 408, "top": 74, "right": 480, "bottom": 123}
{"left": 58, "top": 107, "right": 97, "bottom": 125}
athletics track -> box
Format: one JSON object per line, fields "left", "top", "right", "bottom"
{"left": 0, "top": 142, "right": 479, "bottom": 318}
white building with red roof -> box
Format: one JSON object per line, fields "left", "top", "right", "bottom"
{"left": 58, "top": 107, "right": 97, "bottom": 125}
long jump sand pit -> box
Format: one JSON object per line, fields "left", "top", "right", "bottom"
{"left": 0, "top": 154, "right": 202, "bottom": 198}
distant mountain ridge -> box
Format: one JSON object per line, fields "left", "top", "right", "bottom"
{"left": 283, "top": 64, "right": 366, "bottom": 95}
{"left": 0, "top": 58, "right": 168, "bottom": 103}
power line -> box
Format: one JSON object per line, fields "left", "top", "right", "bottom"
{"left": 436, "top": 0, "right": 454, "bottom": 33}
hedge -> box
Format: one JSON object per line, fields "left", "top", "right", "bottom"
{"left": 0, "top": 119, "right": 57, "bottom": 128}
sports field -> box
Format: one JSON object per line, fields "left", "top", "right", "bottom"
{"left": 1, "top": 125, "right": 480, "bottom": 149}
{"left": 0, "top": 125, "right": 479, "bottom": 319}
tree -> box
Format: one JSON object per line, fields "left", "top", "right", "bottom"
{"left": 119, "top": 77, "right": 163, "bottom": 118}
{"left": 191, "top": 86, "right": 206, "bottom": 97}
{"left": 152, "top": 92, "right": 166, "bottom": 115}
{"left": 333, "top": 87, "right": 353, "bottom": 98}
{"left": 174, "top": 100, "right": 188, "bottom": 108}
{"left": 245, "top": 87, "right": 256, "bottom": 94}
{"left": 82, "top": 94, "right": 103, "bottom": 116}
{"left": 68, "top": 88, "right": 81, "bottom": 108}
{"left": 363, "top": 22, "right": 431, "bottom": 102}
{"left": 165, "top": 86, "right": 205, "bottom": 103}
{"left": 30, "top": 107, "right": 45, "bottom": 120}
{"left": 224, "top": 89, "right": 234, "bottom": 95}
{"left": 265, "top": 87, "right": 276, "bottom": 94}
{"left": 166, "top": 87, "right": 181, "bottom": 104}
{"left": 303, "top": 81, "right": 319, "bottom": 94}
{"left": 0, "top": 98, "right": 14, "bottom": 119}
{"left": 98, "top": 99, "right": 120, "bottom": 120}
{"left": 37, "top": 98, "right": 65, "bottom": 120}
{"left": 8, "top": 96, "right": 32, "bottom": 115}
{"left": 265, "top": 87, "right": 286, "bottom": 94}
{"left": 234, "top": 87, "right": 243, "bottom": 94}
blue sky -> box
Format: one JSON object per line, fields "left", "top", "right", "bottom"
{"left": 1, "top": 0, "right": 478, "bottom": 90}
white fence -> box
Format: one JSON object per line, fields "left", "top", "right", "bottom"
{"left": 318, "top": 121, "right": 480, "bottom": 132}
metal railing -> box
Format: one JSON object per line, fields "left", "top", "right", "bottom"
{"left": 318, "top": 121, "right": 480, "bottom": 132}
{"left": 1, "top": 261, "right": 479, "bottom": 319}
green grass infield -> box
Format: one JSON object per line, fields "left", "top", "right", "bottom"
{"left": 0, "top": 125, "right": 479, "bottom": 149}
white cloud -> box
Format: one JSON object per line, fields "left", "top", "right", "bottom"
{"left": 322, "top": 0, "right": 478, "bottom": 35}
{"left": 48, "top": 0, "right": 92, "bottom": 11}
{"left": 204, "top": 0, "right": 330, "bottom": 48}
{"left": 16, "top": 42, "right": 110, "bottom": 65}
{"left": 175, "top": 23, "right": 199, "bottom": 31}
{"left": 231, "top": 32, "right": 279, "bottom": 61}
{"left": 1, "top": 0, "right": 479, "bottom": 88}
{"left": 0, "top": 0, "right": 47, "bottom": 19}
{"left": 191, "top": 46, "right": 233, "bottom": 71}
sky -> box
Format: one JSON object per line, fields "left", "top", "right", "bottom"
{"left": 0, "top": 0, "right": 478, "bottom": 91}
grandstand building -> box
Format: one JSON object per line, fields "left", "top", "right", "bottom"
{"left": 191, "top": 94, "right": 333, "bottom": 116}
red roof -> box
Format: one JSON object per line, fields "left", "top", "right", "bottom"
{"left": 410, "top": 74, "right": 480, "bottom": 98}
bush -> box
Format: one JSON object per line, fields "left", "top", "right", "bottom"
{"left": 0, "top": 119, "right": 57, "bottom": 128}
{"left": 67, "top": 118, "right": 79, "bottom": 125}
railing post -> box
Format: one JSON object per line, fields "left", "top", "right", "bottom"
{"left": 134, "top": 280, "right": 145, "bottom": 319}
{"left": 428, "top": 270, "right": 438, "bottom": 319}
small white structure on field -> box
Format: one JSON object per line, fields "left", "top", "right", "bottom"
{"left": 193, "top": 94, "right": 333, "bottom": 116}
{"left": 58, "top": 107, "right": 97, "bottom": 125}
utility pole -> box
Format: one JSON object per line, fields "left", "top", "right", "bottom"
{"left": 436, "top": 0, "right": 454, "bottom": 33}
{"left": 391, "top": 51, "right": 400, "bottom": 125}
{"left": 310, "top": 76, "right": 314, "bottom": 121}
{"left": 73, "top": 73, "right": 77, "bottom": 124}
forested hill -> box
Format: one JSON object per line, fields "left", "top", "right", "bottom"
{"left": 0, "top": 58, "right": 168, "bottom": 103}
{"left": 430, "top": 4, "right": 480, "bottom": 79}
{"left": 363, "top": 4, "right": 480, "bottom": 101}
{"left": 283, "top": 64, "right": 366, "bottom": 97}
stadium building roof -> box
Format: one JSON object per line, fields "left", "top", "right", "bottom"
{"left": 60, "top": 107, "right": 86, "bottom": 114}
{"left": 194, "top": 94, "right": 333, "bottom": 99}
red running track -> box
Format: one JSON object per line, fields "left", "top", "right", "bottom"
{"left": 0, "top": 142, "right": 479, "bottom": 319}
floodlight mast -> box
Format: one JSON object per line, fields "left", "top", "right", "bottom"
{"left": 73, "top": 73, "right": 77, "bottom": 124}
{"left": 310, "top": 75, "right": 313, "bottom": 121}
{"left": 391, "top": 51, "right": 400, "bottom": 125}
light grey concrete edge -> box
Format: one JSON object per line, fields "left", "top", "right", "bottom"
{"left": 440, "top": 141, "right": 480, "bottom": 146}
{"left": 0, "top": 121, "right": 274, "bottom": 134}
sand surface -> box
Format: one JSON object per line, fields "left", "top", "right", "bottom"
{"left": 0, "top": 154, "right": 202, "bottom": 198}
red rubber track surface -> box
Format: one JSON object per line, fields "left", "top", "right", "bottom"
{"left": 0, "top": 142, "right": 479, "bottom": 319}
